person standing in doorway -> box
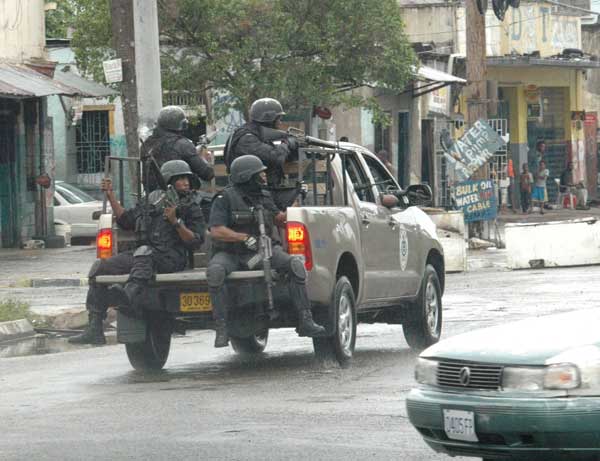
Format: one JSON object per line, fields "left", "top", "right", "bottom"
{"left": 532, "top": 160, "right": 549, "bottom": 214}
{"left": 519, "top": 163, "right": 533, "bottom": 213}
{"left": 529, "top": 139, "right": 546, "bottom": 175}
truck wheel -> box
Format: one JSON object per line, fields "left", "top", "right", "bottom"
{"left": 313, "top": 276, "right": 356, "bottom": 366}
{"left": 403, "top": 264, "right": 442, "bottom": 352}
{"left": 125, "top": 318, "right": 171, "bottom": 371}
{"left": 230, "top": 330, "right": 269, "bottom": 355}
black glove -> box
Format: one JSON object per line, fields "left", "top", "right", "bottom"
{"left": 286, "top": 135, "right": 299, "bottom": 154}
{"left": 244, "top": 235, "right": 258, "bottom": 252}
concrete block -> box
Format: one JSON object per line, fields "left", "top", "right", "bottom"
{"left": 50, "top": 308, "right": 89, "bottom": 330}
{"left": 0, "top": 319, "right": 35, "bottom": 343}
{"left": 506, "top": 217, "right": 600, "bottom": 269}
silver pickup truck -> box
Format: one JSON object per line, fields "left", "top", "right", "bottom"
{"left": 94, "top": 141, "right": 444, "bottom": 370}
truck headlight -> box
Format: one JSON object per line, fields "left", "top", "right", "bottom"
{"left": 502, "top": 363, "right": 580, "bottom": 391}
{"left": 415, "top": 358, "right": 438, "bottom": 385}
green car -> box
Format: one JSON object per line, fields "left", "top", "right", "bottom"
{"left": 406, "top": 309, "right": 600, "bottom": 460}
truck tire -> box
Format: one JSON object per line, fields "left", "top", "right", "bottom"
{"left": 230, "top": 330, "right": 269, "bottom": 355}
{"left": 313, "top": 276, "right": 356, "bottom": 366}
{"left": 403, "top": 264, "right": 442, "bottom": 352}
{"left": 125, "top": 317, "right": 171, "bottom": 371}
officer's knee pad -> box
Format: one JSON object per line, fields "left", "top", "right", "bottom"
{"left": 207, "top": 264, "right": 227, "bottom": 288}
{"left": 134, "top": 245, "right": 153, "bottom": 257}
{"left": 290, "top": 257, "right": 307, "bottom": 281}
{"left": 87, "top": 260, "right": 102, "bottom": 279}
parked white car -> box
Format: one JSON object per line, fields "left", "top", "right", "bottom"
{"left": 54, "top": 181, "right": 110, "bottom": 238}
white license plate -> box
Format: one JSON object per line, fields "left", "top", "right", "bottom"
{"left": 443, "top": 409, "right": 478, "bottom": 442}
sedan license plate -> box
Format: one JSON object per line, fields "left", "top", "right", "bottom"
{"left": 443, "top": 409, "right": 478, "bottom": 442}
{"left": 180, "top": 292, "right": 212, "bottom": 313}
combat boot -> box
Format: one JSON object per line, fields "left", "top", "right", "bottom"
{"left": 109, "top": 282, "right": 142, "bottom": 317}
{"left": 214, "top": 320, "right": 229, "bottom": 348}
{"left": 296, "top": 310, "right": 327, "bottom": 337}
{"left": 68, "top": 312, "right": 106, "bottom": 345}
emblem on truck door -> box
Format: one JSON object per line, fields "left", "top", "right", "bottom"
{"left": 400, "top": 228, "right": 409, "bottom": 271}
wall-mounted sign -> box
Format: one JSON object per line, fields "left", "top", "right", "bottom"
{"left": 102, "top": 58, "right": 123, "bottom": 84}
{"left": 454, "top": 179, "right": 498, "bottom": 223}
{"left": 443, "top": 119, "right": 506, "bottom": 182}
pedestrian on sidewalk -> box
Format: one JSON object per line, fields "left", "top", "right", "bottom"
{"left": 519, "top": 163, "right": 533, "bottom": 213}
{"left": 532, "top": 160, "right": 549, "bottom": 214}
{"left": 69, "top": 160, "right": 206, "bottom": 345}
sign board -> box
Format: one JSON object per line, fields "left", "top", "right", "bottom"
{"left": 454, "top": 179, "right": 497, "bottom": 223}
{"left": 102, "top": 58, "right": 123, "bottom": 84}
{"left": 444, "top": 119, "right": 505, "bottom": 182}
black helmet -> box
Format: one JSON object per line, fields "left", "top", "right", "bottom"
{"left": 157, "top": 106, "right": 188, "bottom": 132}
{"left": 161, "top": 160, "right": 193, "bottom": 185}
{"left": 230, "top": 155, "right": 267, "bottom": 184}
{"left": 249, "top": 98, "right": 285, "bottom": 123}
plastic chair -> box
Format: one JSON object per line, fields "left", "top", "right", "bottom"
{"left": 553, "top": 178, "right": 574, "bottom": 209}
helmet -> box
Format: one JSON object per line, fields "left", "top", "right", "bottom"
{"left": 249, "top": 98, "right": 285, "bottom": 123}
{"left": 157, "top": 106, "right": 188, "bottom": 132}
{"left": 230, "top": 155, "right": 267, "bottom": 184}
{"left": 161, "top": 160, "right": 193, "bottom": 185}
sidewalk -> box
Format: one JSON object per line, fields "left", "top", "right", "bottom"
{"left": 496, "top": 204, "right": 600, "bottom": 225}
{"left": 0, "top": 245, "right": 96, "bottom": 288}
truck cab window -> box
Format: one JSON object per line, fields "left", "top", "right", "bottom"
{"left": 345, "top": 154, "right": 375, "bottom": 203}
{"left": 364, "top": 155, "right": 397, "bottom": 195}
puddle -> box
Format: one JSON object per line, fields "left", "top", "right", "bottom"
{"left": 0, "top": 334, "right": 113, "bottom": 358}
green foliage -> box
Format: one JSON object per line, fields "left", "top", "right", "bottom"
{"left": 45, "top": 0, "right": 76, "bottom": 39}
{"left": 0, "top": 299, "right": 30, "bottom": 323}
{"left": 67, "top": 0, "right": 416, "bottom": 124}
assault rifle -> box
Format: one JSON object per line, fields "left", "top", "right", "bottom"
{"left": 260, "top": 126, "right": 341, "bottom": 154}
{"left": 246, "top": 204, "right": 274, "bottom": 315}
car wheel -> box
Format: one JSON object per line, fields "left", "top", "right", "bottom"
{"left": 125, "top": 317, "right": 171, "bottom": 371}
{"left": 313, "top": 276, "right": 357, "bottom": 366}
{"left": 403, "top": 264, "right": 442, "bottom": 352}
{"left": 230, "top": 329, "right": 269, "bottom": 355}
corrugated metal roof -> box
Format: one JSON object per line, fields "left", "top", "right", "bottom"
{"left": 0, "top": 63, "right": 99, "bottom": 98}
{"left": 53, "top": 69, "right": 117, "bottom": 98}
{"left": 416, "top": 65, "right": 466, "bottom": 83}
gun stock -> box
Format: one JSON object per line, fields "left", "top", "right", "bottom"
{"left": 255, "top": 204, "right": 274, "bottom": 312}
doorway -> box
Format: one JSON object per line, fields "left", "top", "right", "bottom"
{"left": 0, "top": 100, "right": 18, "bottom": 247}
{"left": 421, "top": 119, "right": 434, "bottom": 186}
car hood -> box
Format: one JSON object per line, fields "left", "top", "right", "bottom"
{"left": 421, "top": 309, "right": 600, "bottom": 365}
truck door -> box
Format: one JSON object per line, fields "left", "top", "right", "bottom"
{"left": 344, "top": 154, "right": 400, "bottom": 301}
{"left": 362, "top": 155, "right": 420, "bottom": 298}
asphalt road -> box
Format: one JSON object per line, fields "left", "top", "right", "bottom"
{"left": 2, "top": 265, "right": 599, "bottom": 461}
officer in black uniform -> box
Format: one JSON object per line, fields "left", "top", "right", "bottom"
{"left": 143, "top": 105, "right": 214, "bottom": 191}
{"left": 69, "top": 160, "right": 206, "bottom": 345}
{"left": 224, "top": 98, "right": 294, "bottom": 191}
{"left": 207, "top": 155, "right": 326, "bottom": 348}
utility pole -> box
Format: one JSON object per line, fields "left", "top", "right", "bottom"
{"left": 110, "top": 0, "right": 163, "bottom": 158}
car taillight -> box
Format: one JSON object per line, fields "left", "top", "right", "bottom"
{"left": 96, "top": 228, "right": 113, "bottom": 259}
{"left": 286, "top": 221, "right": 313, "bottom": 271}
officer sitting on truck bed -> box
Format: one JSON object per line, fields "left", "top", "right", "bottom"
{"left": 207, "top": 154, "right": 326, "bottom": 348}
{"left": 69, "top": 160, "right": 206, "bottom": 345}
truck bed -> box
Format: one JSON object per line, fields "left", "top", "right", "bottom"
{"left": 95, "top": 269, "right": 275, "bottom": 286}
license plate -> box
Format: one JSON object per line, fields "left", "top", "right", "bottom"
{"left": 443, "top": 409, "right": 478, "bottom": 442}
{"left": 179, "top": 292, "right": 212, "bottom": 313}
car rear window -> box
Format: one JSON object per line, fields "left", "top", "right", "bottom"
{"left": 55, "top": 183, "right": 96, "bottom": 204}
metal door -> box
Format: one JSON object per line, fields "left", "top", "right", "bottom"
{"left": 0, "top": 100, "right": 18, "bottom": 247}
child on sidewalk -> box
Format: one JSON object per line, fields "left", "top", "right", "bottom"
{"left": 519, "top": 163, "right": 533, "bottom": 213}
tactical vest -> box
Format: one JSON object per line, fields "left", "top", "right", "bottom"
{"left": 211, "top": 186, "right": 275, "bottom": 254}
{"left": 224, "top": 123, "right": 262, "bottom": 172}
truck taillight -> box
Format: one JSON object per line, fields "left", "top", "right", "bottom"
{"left": 96, "top": 228, "right": 113, "bottom": 259}
{"left": 286, "top": 221, "right": 313, "bottom": 271}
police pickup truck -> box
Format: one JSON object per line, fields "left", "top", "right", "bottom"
{"left": 94, "top": 140, "right": 444, "bottom": 370}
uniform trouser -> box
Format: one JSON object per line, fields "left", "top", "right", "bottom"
{"left": 86, "top": 246, "right": 182, "bottom": 317}
{"left": 206, "top": 246, "right": 310, "bottom": 322}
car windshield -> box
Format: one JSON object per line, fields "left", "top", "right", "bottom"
{"left": 56, "top": 182, "right": 97, "bottom": 204}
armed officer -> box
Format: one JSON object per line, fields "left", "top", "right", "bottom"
{"left": 224, "top": 98, "right": 296, "bottom": 193}
{"left": 207, "top": 155, "right": 326, "bottom": 348}
{"left": 143, "top": 105, "right": 214, "bottom": 191}
{"left": 69, "top": 160, "right": 206, "bottom": 345}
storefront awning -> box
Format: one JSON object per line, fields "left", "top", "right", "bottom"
{"left": 0, "top": 63, "right": 105, "bottom": 99}
{"left": 409, "top": 65, "right": 466, "bottom": 98}
{"left": 487, "top": 56, "right": 600, "bottom": 69}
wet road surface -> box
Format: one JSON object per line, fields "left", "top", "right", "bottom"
{"left": 2, "top": 264, "right": 599, "bottom": 460}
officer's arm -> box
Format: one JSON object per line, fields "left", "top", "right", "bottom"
{"left": 210, "top": 225, "right": 248, "bottom": 243}
{"left": 237, "top": 133, "right": 289, "bottom": 168}
{"left": 101, "top": 178, "right": 125, "bottom": 219}
{"left": 178, "top": 139, "right": 215, "bottom": 181}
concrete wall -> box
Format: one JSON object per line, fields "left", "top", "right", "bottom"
{"left": 400, "top": 4, "right": 456, "bottom": 48}
{"left": 0, "top": 0, "right": 46, "bottom": 62}
{"left": 582, "top": 25, "right": 600, "bottom": 116}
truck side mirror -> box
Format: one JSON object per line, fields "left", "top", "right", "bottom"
{"left": 406, "top": 184, "right": 433, "bottom": 206}
{"left": 381, "top": 194, "right": 400, "bottom": 209}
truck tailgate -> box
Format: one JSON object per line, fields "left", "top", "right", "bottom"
{"left": 95, "top": 270, "right": 273, "bottom": 286}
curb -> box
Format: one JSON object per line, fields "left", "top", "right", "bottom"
{"left": 5, "top": 278, "right": 89, "bottom": 288}
{"left": 0, "top": 318, "right": 35, "bottom": 343}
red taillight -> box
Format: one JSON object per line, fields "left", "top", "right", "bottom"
{"left": 96, "top": 228, "right": 113, "bottom": 259}
{"left": 286, "top": 221, "right": 313, "bottom": 271}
